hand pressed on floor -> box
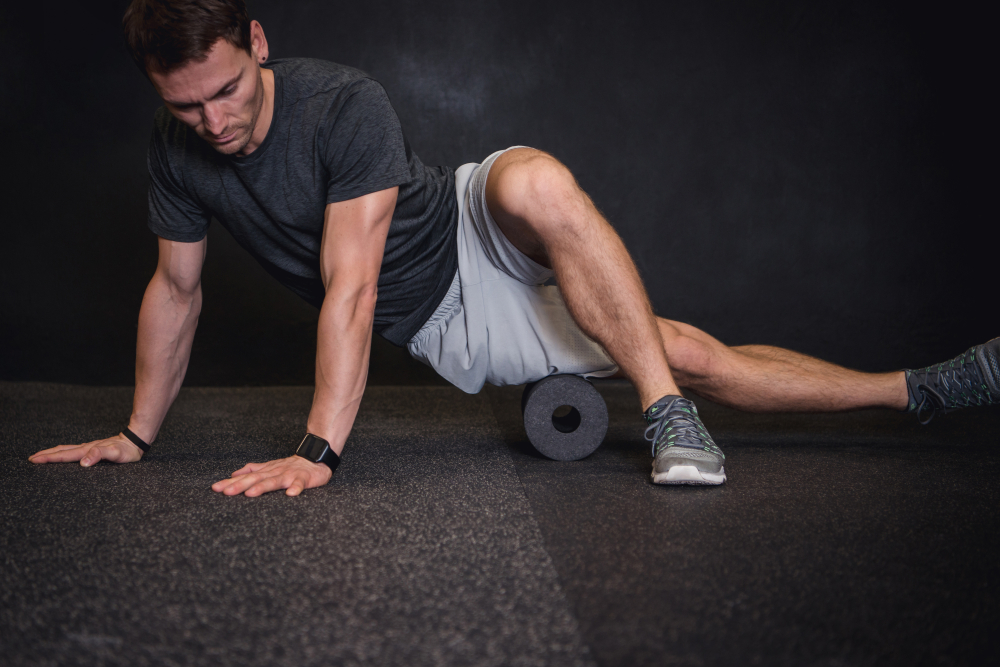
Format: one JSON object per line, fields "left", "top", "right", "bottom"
{"left": 28, "top": 435, "right": 144, "bottom": 466}
{"left": 212, "top": 455, "right": 333, "bottom": 497}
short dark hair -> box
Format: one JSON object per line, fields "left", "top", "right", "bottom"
{"left": 122, "top": 0, "right": 252, "bottom": 75}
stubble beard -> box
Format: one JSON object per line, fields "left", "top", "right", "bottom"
{"left": 211, "top": 66, "right": 265, "bottom": 156}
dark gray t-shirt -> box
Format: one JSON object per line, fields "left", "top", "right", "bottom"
{"left": 146, "top": 58, "right": 457, "bottom": 346}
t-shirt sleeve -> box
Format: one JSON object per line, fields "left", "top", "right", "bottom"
{"left": 146, "top": 126, "right": 212, "bottom": 242}
{"left": 322, "top": 78, "right": 412, "bottom": 204}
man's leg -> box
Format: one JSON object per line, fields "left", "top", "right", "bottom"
{"left": 485, "top": 147, "right": 906, "bottom": 413}
{"left": 485, "top": 148, "right": 680, "bottom": 412}
{"left": 657, "top": 319, "right": 908, "bottom": 412}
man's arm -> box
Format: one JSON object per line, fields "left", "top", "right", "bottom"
{"left": 29, "top": 237, "right": 206, "bottom": 465}
{"left": 211, "top": 187, "right": 398, "bottom": 497}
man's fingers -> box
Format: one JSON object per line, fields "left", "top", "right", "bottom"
{"left": 30, "top": 446, "right": 91, "bottom": 464}
{"left": 211, "top": 476, "right": 243, "bottom": 493}
{"left": 214, "top": 472, "right": 308, "bottom": 497}
{"left": 285, "top": 475, "right": 307, "bottom": 497}
{"left": 32, "top": 444, "right": 83, "bottom": 455}
{"left": 30, "top": 436, "right": 142, "bottom": 466}
{"left": 218, "top": 473, "right": 264, "bottom": 496}
{"left": 211, "top": 478, "right": 231, "bottom": 492}
{"left": 29, "top": 445, "right": 85, "bottom": 462}
{"left": 212, "top": 457, "right": 332, "bottom": 497}
{"left": 80, "top": 446, "right": 111, "bottom": 467}
{"left": 231, "top": 462, "right": 266, "bottom": 477}
{"left": 213, "top": 466, "right": 258, "bottom": 492}
{"left": 244, "top": 476, "right": 287, "bottom": 498}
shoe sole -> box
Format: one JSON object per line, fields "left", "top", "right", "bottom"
{"left": 651, "top": 465, "right": 726, "bottom": 486}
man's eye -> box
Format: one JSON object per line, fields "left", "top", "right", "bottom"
{"left": 223, "top": 87, "right": 236, "bottom": 96}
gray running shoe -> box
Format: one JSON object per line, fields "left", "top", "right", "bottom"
{"left": 644, "top": 395, "right": 726, "bottom": 485}
{"left": 905, "top": 337, "right": 1000, "bottom": 425}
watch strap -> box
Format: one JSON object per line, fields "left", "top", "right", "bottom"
{"left": 295, "top": 433, "right": 340, "bottom": 472}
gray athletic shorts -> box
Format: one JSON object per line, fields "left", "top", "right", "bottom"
{"left": 407, "top": 146, "right": 618, "bottom": 394}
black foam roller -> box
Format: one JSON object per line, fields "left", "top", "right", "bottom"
{"left": 521, "top": 375, "right": 609, "bottom": 461}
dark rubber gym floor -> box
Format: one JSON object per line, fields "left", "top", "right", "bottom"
{"left": 2, "top": 380, "right": 998, "bottom": 666}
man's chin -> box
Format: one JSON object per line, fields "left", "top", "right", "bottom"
{"left": 204, "top": 131, "right": 250, "bottom": 155}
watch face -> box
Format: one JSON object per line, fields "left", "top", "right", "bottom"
{"left": 298, "top": 435, "right": 330, "bottom": 462}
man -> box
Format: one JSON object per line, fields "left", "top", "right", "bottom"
{"left": 28, "top": 0, "right": 999, "bottom": 493}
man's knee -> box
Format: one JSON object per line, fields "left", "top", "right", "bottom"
{"left": 488, "top": 148, "right": 587, "bottom": 235}
{"left": 664, "top": 334, "right": 716, "bottom": 384}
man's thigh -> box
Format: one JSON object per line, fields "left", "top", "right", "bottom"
{"left": 482, "top": 146, "right": 556, "bottom": 268}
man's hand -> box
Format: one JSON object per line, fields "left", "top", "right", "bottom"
{"left": 211, "top": 456, "right": 333, "bottom": 497}
{"left": 28, "top": 435, "right": 144, "bottom": 466}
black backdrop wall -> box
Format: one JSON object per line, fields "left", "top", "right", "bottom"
{"left": 0, "top": 0, "right": 994, "bottom": 387}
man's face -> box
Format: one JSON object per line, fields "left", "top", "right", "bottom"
{"left": 150, "top": 37, "right": 264, "bottom": 156}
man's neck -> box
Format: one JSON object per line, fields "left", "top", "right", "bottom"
{"left": 238, "top": 67, "right": 275, "bottom": 157}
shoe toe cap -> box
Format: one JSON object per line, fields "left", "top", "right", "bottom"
{"left": 654, "top": 452, "right": 723, "bottom": 475}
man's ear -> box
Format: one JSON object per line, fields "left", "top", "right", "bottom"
{"left": 249, "top": 20, "right": 269, "bottom": 64}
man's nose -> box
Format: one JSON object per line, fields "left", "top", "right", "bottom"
{"left": 202, "top": 103, "right": 226, "bottom": 135}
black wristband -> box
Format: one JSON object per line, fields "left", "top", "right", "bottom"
{"left": 122, "top": 427, "right": 150, "bottom": 453}
{"left": 295, "top": 433, "right": 340, "bottom": 472}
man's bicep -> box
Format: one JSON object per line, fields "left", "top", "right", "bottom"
{"left": 156, "top": 236, "right": 206, "bottom": 296}
{"left": 319, "top": 187, "right": 398, "bottom": 292}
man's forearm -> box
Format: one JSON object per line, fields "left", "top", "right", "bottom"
{"left": 129, "top": 272, "right": 202, "bottom": 444}
{"left": 307, "top": 285, "right": 377, "bottom": 455}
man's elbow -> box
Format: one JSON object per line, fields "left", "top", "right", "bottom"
{"left": 323, "top": 280, "right": 378, "bottom": 322}
{"left": 150, "top": 269, "right": 201, "bottom": 308}
{"left": 355, "top": 283, "right": 378, "bottom": 318}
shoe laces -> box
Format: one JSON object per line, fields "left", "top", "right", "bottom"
{"left": 643, "top": 397, "right": 723, "bottom": 459}
{"left": 910, "top": 347, "right": 992, "bottom": 425}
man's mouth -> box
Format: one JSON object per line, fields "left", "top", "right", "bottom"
{"left": 211, "top": 130, "right": 238, "bottom": 144}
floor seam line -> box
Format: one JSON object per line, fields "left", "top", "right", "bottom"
{"left": 483, "top": 388, "right": 598, "bottom": 667}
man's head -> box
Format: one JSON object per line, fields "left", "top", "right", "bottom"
{"left": 123, "top": 0, "right": 270, "bottom": 156}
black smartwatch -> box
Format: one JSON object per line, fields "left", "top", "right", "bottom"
{"left": 294, "top": 433, "right": 340, "bottom": 472}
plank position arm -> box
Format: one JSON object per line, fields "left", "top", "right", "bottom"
{"left": 28, "top": 235, "right": 206, "bottom": 465}
{"left": 211, "top": 187, "right": 398, "bottom": 497}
